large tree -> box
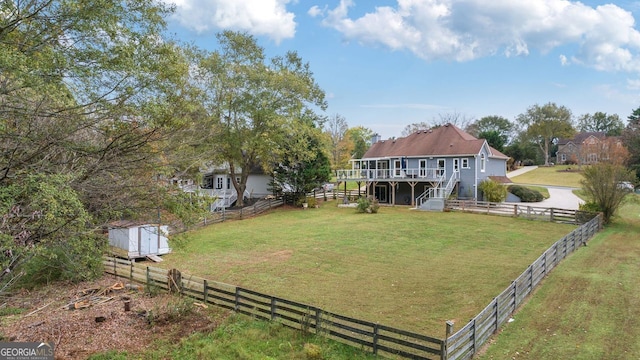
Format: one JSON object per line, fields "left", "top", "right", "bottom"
{"left": 516, "top": 103, "right": 575, "bottom": 166}
{"left": 577, "top": 112, "right": 624, "bottom": 136}
{"left": 194, "top": 31, "right": 327, "bottom": 206}
{"left": 623, "top": 107, "right": 640, "bottom": 179}
{"left": 1, "top": 0, "right": 200, "bottom": 292}
{"left": 466, "top": 115, "right": 513, "bottom": 152}
{"left": 346, "top": 126, "right": 374, "bottom": 159}
{"left": 325, "top": 114, "right": 351, "bottom": 170}
{"left": 581, "top": 163, "right": 636, "bottom": 224}
{"left": 272, "top": 125, "right": 331, "bottom": 200}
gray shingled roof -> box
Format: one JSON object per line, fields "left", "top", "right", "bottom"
{"left": 362, "top": 124, "right": 509, "bottom": 159}
{"left": 557, "top": 132, "right": 605, "bottom": 145}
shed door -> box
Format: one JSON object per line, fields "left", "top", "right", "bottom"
{"left": 139, "top": 226, "right": 159, "bottom": 256}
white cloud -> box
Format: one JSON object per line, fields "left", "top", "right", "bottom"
{"left": 166, "top": 0, "right": 296, "bottom": 44}
{"left": 320, "top": 0, "right": 640, "bottom": 72}
{"left": 308, "top": 5, "right": 324, "bottom": 18}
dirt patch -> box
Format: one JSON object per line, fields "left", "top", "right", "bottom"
{"left": 1, "top": 276, "right": 230, "bottom": 360}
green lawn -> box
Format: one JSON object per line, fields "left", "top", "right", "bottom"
{"left": 510, "top": 165, "right": 583, "bottom": 188}
{"left": 478, "top": 195, "right": 640, "bottom": 359}
{"left": 161, "top": 202, "right": 574, "bottom": 337}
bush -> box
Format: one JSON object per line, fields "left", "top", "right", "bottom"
{"left": 478, "top": 179, "right": 507, "bottom": 202}
{"left": 522, "top": 159, "right": 536, "bottom": 166}
{"left": 508, "top": 185, "right": 544, "bottom": 202}
{"left": 356, "top": 196, "right": 379, "bottom": 213}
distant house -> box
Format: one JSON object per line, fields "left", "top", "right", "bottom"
{"left": 557, "top": 132, "right": 625, "bottom": 165}
{"left": 181, "top": 164, "right": 271, "bottom": 211}
{"left": 336, "top": 124, "right": 509, "bottom": 210}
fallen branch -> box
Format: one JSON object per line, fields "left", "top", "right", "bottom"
{"left": 25, "top": 301, "right": 53, "bottom": 317}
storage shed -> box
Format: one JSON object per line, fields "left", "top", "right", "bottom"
{"left": 108, "top": 221, "right": 171, "bottom": 261}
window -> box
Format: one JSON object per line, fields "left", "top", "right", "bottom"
{"left": 227, "top": 177, "right": 231, "bottom": 189}
{"left": 437, "top": 159, "right": 445, "bottom": 177}
{"left": 560, "top": 154, "right": 566, "bottom": 162}
{"left": 419, "top": 159, "right": 427, "bottom": 177}
{"left": 394, "top": 159, "right": 401, "bottom": 176}
{"left": 216, "top": 177, "right": 223, "bottom": 189}
{"left": 453, "top": 158, "right": 459, "bottom": 172}
{"left": 480, "top": 154, "right": 486, "bottom": 172}
{"left": 461, "top": 158, "right": 469, "bottom": 169}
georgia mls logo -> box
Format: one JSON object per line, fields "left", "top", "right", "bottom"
{"left": 0, "top": 342, "right": 54, "bottom": 360}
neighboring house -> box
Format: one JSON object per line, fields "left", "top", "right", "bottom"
{"left": 557, "top": 132, "right": 624, "bottom": 165}
{"left": 336, "top": 124, "right": 509, "bottom": 210}
{"left": 182, "top": 164, "right": 272, "bottom": 211}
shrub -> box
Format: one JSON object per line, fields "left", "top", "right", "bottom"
{"left": 508, "top": 185, "right": 544, "bottom": 202}
{"left": 305, "top": 196, "right": 317, "bottom": 208}
{"left": 522, "top": 159, "right": 536, "bottom": 166}
{"left": 478, "top": 179, "right": 507, "bottom": 202}
{"left": 356, "top": 196, "right": 379, "bottom": 213}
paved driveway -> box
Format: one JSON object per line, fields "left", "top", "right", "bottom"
{"left": 506, "top": 166, "right": 584, "bottom": 210}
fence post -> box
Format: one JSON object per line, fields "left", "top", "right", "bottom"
{"left": 472, "top": 318, "right": 477, "bottom": 355}
{"left": 146, "top": 266, "right": 150, "bottom": 286}
{"left": 315, "top": 308, "right": 321, "bottom": 335}
{"left": 203, "top": 279, "right": 208, "bottom": 304}
{"left": 494, "top": 297, "right": 499, "bottom": 332}
{"left": 444, "top": 320, "right": 454, "bottom": 360}
{"left": 550, "top": 208, "right": 555, "bottom": 222}
{"left": 513, "top": 280, "right": 518, "bottom": 307}
{"left": 373, "top": 323, "right": 379, "bottom": 355}
{"left": 129, "top": 260, "right": 133, "bottom": 280}
{"left": 234, "top": 287, "right": 240, "bottom": 311}
{"left": 270, "top": 298, "right": 276, "bottom": 320}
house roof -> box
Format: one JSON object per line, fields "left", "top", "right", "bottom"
{"left": 558, "top": 132, "right": 605, "bottom": 145}
{"left": 362, "top": 123, "right": 509, "bottom": 159}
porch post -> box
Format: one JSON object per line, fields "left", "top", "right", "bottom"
{"left": 389, "top": 181, "right": 397, "bottom": 205}
{"left": 409, "top": 181, "right": 417, "bottom": 207}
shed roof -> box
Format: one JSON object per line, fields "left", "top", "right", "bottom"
{"left": 363, "top": 124, "right": 508, "bottom": 159}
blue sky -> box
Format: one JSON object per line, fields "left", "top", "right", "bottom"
{"left": 163, "top": 0, "right": 640, "bottom": 138}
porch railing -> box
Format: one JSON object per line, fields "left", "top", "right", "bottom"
{"left": 336, "top": 168, "right": 443, "bottom": 181}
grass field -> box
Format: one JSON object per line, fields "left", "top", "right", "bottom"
{"left": 160, "top": 202, "right": 575, "bottom": 337}
{"left": 478, "top": 195, "right": 640, "bottom": 359}
{"left": 510, "top": 165, "right": 583, "bottom": 188}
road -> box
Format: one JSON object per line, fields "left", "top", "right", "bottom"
{"left": 506, "top": 166, "right": 584, "bottom": 210}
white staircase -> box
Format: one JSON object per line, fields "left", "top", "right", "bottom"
{"left": 417, "top": 171, "right": 459, "bottom": 211}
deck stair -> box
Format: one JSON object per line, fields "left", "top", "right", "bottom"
{"left": 417, "top": 171, "right": 459, "bottom": 211}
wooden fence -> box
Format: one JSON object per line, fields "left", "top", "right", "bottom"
{"left": 103, "top": 256, "right": 445, "bottom": 359}
{"left": 445, "top": 213, "right": 603, "bottom": 360}
{"left": 445, "top": 200, "right": 597, "bottom": 224}
{"left": 186, "top": 198, "right": 284, "bottom": 230}
{"left": 106, "top": 207, "right": 602, "bottom": 359}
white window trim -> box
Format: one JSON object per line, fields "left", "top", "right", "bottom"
{"left": 461, "top": 158, "right": 470, "bottom": 169}
{"left": 480, "top": 154, "right": 486, "bottom": 173}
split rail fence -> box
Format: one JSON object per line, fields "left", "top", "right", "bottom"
{"left": 445, "top": 213, "right": 603, "bottom": 360}
{"left": 103, "top": 256, "right": 445, "bottom": 359}
{"left": 445, "top": 200, "right": 596, "bottom": 224}
{"left": 105, "top": 209, "right": 602, "bottom": 359}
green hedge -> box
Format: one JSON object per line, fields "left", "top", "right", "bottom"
{"left": 508, "top": 185, "right": 544, "bottom": 202}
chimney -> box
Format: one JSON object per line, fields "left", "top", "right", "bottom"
{"left": 371, "top": 133, "right": 381, "bottom": 144}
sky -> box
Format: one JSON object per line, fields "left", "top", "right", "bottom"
{"left": 162, "top": 0, "right": 640, "bottom": 138}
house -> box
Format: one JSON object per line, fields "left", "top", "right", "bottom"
{"left": 190, "top": 164, "right": 271, "bottom": 211}
{"left": 108, "top": 221, "right": 171, "bottom": 261}
{"left": 336, "top": 124, "right": 509, "bottom": 210}
{"left": 556, "top": 132, "right": 625, "bottom": 165}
